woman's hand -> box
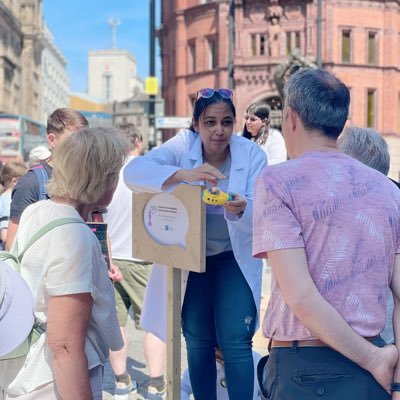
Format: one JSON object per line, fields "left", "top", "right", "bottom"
{"left": 224, "top": 194, "right": 247, "bottom": 216}
{"left": 108, "top": 263, "right": 123, "bottom": 282}
{"left": 163, "top": 163, "right": 225, "bottom": 188}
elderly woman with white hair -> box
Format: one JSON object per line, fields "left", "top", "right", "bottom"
{"left": 0, "top": 128, "right": 127, "bottom": 399}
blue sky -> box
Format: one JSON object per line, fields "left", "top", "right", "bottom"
{"left": 42, "top": 0, "right": 161, "bottom": 93}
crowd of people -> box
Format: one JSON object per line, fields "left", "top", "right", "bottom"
{"left": 0, "top": 67, "right": 399, "bottom": 400}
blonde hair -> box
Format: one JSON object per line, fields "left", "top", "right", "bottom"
{"left": 48, "top": 127, "right": 128, "bottom": 204}
{"left": 1, "top": 161, "right": 27, "bottom": 190}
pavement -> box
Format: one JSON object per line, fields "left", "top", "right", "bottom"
{"left": 102, "top": 264, "right": 271, "bottom": 399}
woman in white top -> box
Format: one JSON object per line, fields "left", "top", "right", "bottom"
{"left": 0, "top": 128, "right": 127, "bottom": 399}
{"left": 242, "top": 102, "right": 287, "bottom": 165}
{"left": 124, "top": 88, "right": 267, "bottom": 400}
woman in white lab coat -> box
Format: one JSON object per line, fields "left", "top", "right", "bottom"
{"left": 124, "top": 88, "right": 267, "bottom": 400}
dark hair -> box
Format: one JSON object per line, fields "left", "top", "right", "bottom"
{"left": 284, "top": 69, "right": 350, "bottom": 140}
{"left": 242, "top": 102, "right": 271, "bottom": 145}
{"left": 189, "top": 92, "right": 236, "bottom": 132}
{"left": 115, "top": 123, "right": 143, "bottom": 151}
{"left": 47, "top": 108, "right": 89, "bottom": 135}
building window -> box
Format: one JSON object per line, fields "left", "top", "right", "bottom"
{"left": 251, "top": 34, "right": 257, "bottom": 56}
{"left": 250, "top": 33, "right": 269, "bottom": 56}
{"left": 103, "top": 73, "right": 112, "bottom": 101}
{"left": 341, "top": 30, "right": 351, "bottom": 63}
{"left": 295, "top": 32, "right": 301, "bottom": 49}
{"left": 188, "top": 42, "right": 196, "bottom": 73}
{"left": 286, "top": 32, "right": 292, "bottom": 55}
{"left": 367, "top": 31, "right": 377, "bottom": 65}
{"left": 367, "top": 89, "right": 376, "bottom": 128}
{"left": 208, "top": 39, "right": 218, "bottom": 69}
{"left": 260, "top": 34, "right": 267, "bottom": 56}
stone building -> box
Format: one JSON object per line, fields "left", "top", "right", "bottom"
{"left": 41, "top": 21, "right": 69, "bottom": 124}
{"left": 159, "top": 0, "right": 400, "bottom": 180}
{"left": 0, "top": 0, "right": 43, "bottom": 120}
{"left": 88, "top": 49, "right": 144, "bottom": 103}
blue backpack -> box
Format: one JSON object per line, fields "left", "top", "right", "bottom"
{"left": 30, "top": 164, "right": 49, "bottom": 200}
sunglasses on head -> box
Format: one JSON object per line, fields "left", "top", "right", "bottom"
{"left": 195, "top": 88, "right": 233, "bottom": 102}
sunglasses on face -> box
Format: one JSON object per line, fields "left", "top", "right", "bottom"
{"left": 195, "top": 88, "right": 233, "bottom": 102}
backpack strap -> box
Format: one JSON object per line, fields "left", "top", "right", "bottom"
{"left": 16, "top": 218, "right": 84, "bottom": 271}
{"left": 30, "top": 165, "right": 49, "bottom": 200}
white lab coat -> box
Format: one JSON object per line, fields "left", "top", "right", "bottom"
{"left": 124, "top": 129, "right": 267, "bottom": 341}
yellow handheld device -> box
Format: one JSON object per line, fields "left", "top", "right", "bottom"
{"left": 202, "top": 187, "right": 233, "bottom": 205}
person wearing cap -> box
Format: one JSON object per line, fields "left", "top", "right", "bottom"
{"left": 28, "top": 145, "right": 51, "bottom": 168}
{"left": 0, "top": 128, "right": 127, "bottom": 399}
{"left": 124, "top": 88, "right": 267, "bottom": 400}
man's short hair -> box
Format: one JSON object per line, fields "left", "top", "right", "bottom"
{"left": 47, "top": 108, "right": 89, "bottom": 135}
{"left": 284, "top": 69, "right": 350, "bottom": 140}
{"left": 48, "top": 127, "right": 128, "bottom": 204}
{"left": 338, "top": 126, "right": 390, "bottom": 176}
{"left": 115, "top": 123, "right": 143, "bottom": 151}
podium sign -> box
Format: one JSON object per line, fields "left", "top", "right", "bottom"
{"left": 132, "top": 184, "right": 206, "bottom": 400}
{"left": 132, "top": 184, "right": 205, "bottom": 272}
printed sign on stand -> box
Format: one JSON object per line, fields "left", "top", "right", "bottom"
{"left": 132, "top": 184, "right": 206, "bottom": 400}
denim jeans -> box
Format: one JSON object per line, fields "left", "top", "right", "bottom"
{"left": 181, "top": 251, "right": 257, "bottom": 400}
{"left": 258, "top": 337, "right": 390, "bottom": 400}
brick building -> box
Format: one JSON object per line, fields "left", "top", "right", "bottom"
{"left": 159, "top": 0, "right": 400, "bottom": 180}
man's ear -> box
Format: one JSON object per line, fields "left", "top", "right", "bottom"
{"left": 47, "top": 133, "right": 57, "bottom": 150}
{"left": 286, "top": 106, "right": 298, "bottom": 131}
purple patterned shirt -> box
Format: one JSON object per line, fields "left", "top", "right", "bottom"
{"left": 253, "top": 151, "right": 400, "bottom": 340}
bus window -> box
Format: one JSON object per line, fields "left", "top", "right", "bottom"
{"left": 0, "top": 114, "right": 47, "bottom": 164}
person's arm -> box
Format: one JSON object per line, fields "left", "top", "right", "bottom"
{"left": 0, "top": 227, "right": 7, "bottom": 243}
{"left": 91, "top": 212, "right": 122, "bottom": 281}
{"left": 390, "top": 254, "right": 400, "bottom": 399}
{"left": 47, "top": 293, "right": 94, "bottom": 400}
{"left": 268, "top": 248, "right": 398, "bottom": 393}
{"left": 5, "top": 219, "right": 19, "bottom": 251}
{"left": 162, "top": 163, "right": 224, "bottom": 189}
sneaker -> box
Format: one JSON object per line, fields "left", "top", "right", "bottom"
{"left": 146, "top": 382, "right": 167, "bottom": 400}
{"left": 114, "top": 377, "right": 138, "bottom": 400}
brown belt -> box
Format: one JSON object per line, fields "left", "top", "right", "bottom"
{"left": 270, "top": 336, "right": 379, "bottom": 349}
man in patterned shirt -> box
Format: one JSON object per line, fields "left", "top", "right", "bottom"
{"left": 253, "top": 69, "right": 400, "bottom": 400}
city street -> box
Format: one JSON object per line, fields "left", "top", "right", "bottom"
{"left": 102, "top": 265, "right": 271, "bottom": 399}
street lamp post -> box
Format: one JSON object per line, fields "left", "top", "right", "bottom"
{"left": 149, "top": 0, "right": 156, "bottom": 148}
{"left": 317, "top": 0, "right": 322, "bottom": 67}
{"left": 228, "top": 0, "right": 235, "bottom": 90}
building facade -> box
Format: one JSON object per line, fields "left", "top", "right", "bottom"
{"left": 113, "top": 93, "right": 164, "bottom": 150}
{"left": 88, "top": 49, "right": 144, "bottom": 103}
{"left": 159, "top": 0, "right": 400, "bottom": 179}
{"left": 41, "top": 22, "right": 69, "bottom": 123}
{"left": 0, "top": 0, "right": 43, "bottom": 120}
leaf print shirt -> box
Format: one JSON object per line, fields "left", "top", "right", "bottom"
{"left": 253, "top": 151, "right": 400, "bottom": 340}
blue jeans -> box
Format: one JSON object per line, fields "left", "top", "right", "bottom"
{"left": 181, "top": 251, "right": 257, "bottom": 400}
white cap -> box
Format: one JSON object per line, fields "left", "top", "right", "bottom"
{"left": 29, "top": 146, "right": 51, "bottom": 166}
{"left": 0, "top": 261, "right": 35, "bottom": 356}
